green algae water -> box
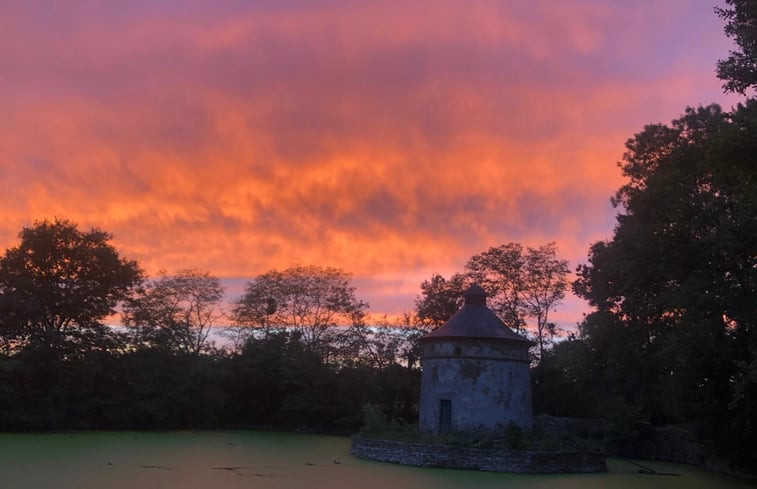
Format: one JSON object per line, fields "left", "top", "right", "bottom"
{"left": 0, "top": 431, "right": 751, "bottom": 489}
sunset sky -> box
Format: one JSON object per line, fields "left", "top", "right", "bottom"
{"left": 0, "top": 1, "right": 745, "bottom": 330}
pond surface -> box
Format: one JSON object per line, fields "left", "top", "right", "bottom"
{"left": 0, "top": 431, "right": 751, "bottom": 489}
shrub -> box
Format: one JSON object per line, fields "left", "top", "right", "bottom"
{"left": 361, "top": 403, "right": 389, "bottom": 435}
{"left": 504, "top": 422, "right": 526, "bottom": 450}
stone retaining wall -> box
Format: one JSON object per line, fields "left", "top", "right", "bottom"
{"left": 350, "top": 437, "right": 607, "bottom": 474}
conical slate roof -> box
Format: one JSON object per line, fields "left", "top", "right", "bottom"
{"left": 421, "top": 284, "right": 533, "bottom": 344}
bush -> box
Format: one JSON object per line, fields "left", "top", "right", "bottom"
{"left": 361, "top": 403, "right": 389, "bottom": 435}
{"left": 504, "top": 422, "right": 526, "bottom": 450}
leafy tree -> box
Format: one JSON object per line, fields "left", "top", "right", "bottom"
{"left": 522, "top": 243, "right": 570, "bottom": 360}
{"left": 716, "top": 0, "right": 757, "bottom": 94}
{"left": 576, "top": 103, "right": 756, "bottom": 342}
{"left": 0, "top": 219, "right": 142, "bottom": 356}
{"left": 465, "top": 243, "right": 527, "bottom": 332}
{"left": 233, "top": 264, "right": 368, "bottom": 347}
{"left": 465, "top": 242, "right": 569, "bottom": 353}
{"left": 414, "top": 273, "right": 465, "bottom": 327}
{"left": 122, "top": 269, "right": 225, "bottom": 355}
{"left": 532, "top": 336, "right": 598, "bottom": 418}
{"left": 417, "top": 243, "right": 569, "bottom": 358}
{"left": 574, "top": 102, "right": 757, "bottom": 466}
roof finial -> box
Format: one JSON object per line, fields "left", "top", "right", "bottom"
{"left": 464, "top": 283, "right": 487, "bottom": 306}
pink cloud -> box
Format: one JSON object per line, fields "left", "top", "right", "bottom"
{"left": 0, "top": 1, "right": 743, "bottom": 330}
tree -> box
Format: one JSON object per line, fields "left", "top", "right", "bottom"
{"left": 232, "top": 264, "right": 368, "bottom": 347}
{"left": 0, "top": 219, "right": 142, "bottom": 356}
{"left": 338, "top": 312, "right": 430, "bottom": 370}
{"left": 122, "top": 269, "right": 225, "bottom": 355}
{"left": 531, "top": 335, "right": 602, "bottom": 418}
{"left": 392, "top": 312, "right": 435, "bottom": 369}
{"left": 716, "top": 0, "right": 757, "bottom": 94}
{"left": 522, "top": 243, "right": 570, "bottom": 360}
{"left": 414, "top": 273, "right": 466, "bottom": 328}
{"left": 464, "top": 242, "right": 569, "bottom": 353}
{"left": 465, "top": 243, "right": 527, "bottom": 332}
{"left": 415, "top": 242, "right": 570, "bottom": 358}
{"left": 574, "top": 102, "right": 757, "bottom": 466}
{"left": 576, "top": 104, "right": 756, "bottom": 339}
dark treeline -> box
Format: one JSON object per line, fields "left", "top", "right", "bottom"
{"left": 0, "top": 218, "right": 565, "bottom": 434}
{"left": 0, "top": 224, "right": 423, "bottom": 433}
{"left": 0, "top": 0, "right": 754, "bottom": 472}
{"left": 0, "top": 206, "right": 574, "bottom": 443}
{"left": 536, "top": 0, "right": 757, "bottom": 469}
{"left": 0, "top": 331, "right": 419, "bottom": 434}
{"left": 538, "top": 102, "right": 757, "bottom": 470}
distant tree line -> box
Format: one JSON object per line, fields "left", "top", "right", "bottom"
{"left": 0, "top": 217, "right": 571, "bottom": 434}
{"left": 0, "top": 218, "right": 425, "bottom": 432}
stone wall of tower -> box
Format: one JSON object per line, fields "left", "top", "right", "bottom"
{"left": 419, "top": 338, "right": 532, "bottom": 434}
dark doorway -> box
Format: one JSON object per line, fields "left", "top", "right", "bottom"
{"left": 439, "top": 399, "right": 452, "bottom": 434}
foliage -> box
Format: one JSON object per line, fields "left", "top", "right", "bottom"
{"left": 0, "top": 219, "right": 142, "bottom": 357}
{"left": 225, "top": 331, "right": 420, "bottom": 432}
{"left": 338, "top": 313, "right": 429, "bottom": 370}
{"left": 122, "top": 269, "right": 225, "bottom": 355}
{"left": 465, "top": 243, "right": 528, "bottom": 332}
{"left": 520, "top": 243, "right": 570, "bottom": 359}
{"left": 360, "top": 403, "right": 389, "bottom": 435}
{"left": 416, "top": 242, "right": 569, "bottom": 358}
{"left": 716, "top": 0, "right": 757, "bottom": 94}
{"left": 0, "top": 220, "right": 418, "bottom": 434}
{"left": 503, "top": 422, "right": 526, "bottom": 450}
{"left": 573, "top": 101, "right": 757, "bottom": 467}
{"left": 415, "top": 274, "right": 465, "bottom": 327}
{"left": 232, "top": 264, "right": 368, "bottom": 347}
{"left": 532, "top": 337, "right": 601, "bottom": 418}
{"left": 0, "top": 327, "right": 422, "bottom": 433}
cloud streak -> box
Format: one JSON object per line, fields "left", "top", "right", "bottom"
{"left": 0, "top": 1, "right": 742, "bottom": 327}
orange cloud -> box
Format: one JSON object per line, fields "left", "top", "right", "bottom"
{"left": 0, "top": 1, "right": 743, "bottom": 329}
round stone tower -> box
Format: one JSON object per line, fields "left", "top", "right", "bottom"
{"left": 418, "top": 284, "right": 534, "bottom": 435}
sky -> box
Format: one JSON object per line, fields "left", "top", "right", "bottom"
{"left": 0, "top": 1, "right": 744, "bottom": 330}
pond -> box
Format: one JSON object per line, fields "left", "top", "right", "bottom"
{"left": 0, "top": 431, "right": 751, "bottom": 489}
